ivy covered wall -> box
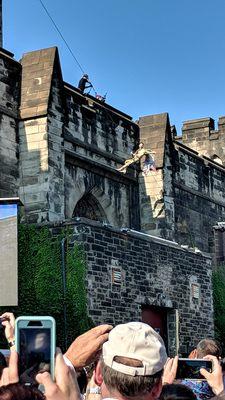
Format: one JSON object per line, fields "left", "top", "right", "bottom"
{"left": 213, "top": 266, "right": 225, "bottom": 353}
{"left": 0, "top": 225, "right": 93, "bottom": 350}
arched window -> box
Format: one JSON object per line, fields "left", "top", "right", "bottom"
{"left": 211, "top": 154, "right": 223, "bottom": 165}
{"left": 73, "top": 193, "right": 107, "bottom": 222}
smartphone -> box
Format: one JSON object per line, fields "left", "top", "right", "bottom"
{"left": 176, "top": 358, "right": 212, "bottom": 380}
{"left": 15, "top": 316, "right": 55, "bottom": 385}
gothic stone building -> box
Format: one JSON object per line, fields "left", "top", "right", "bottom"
{"left": 1, "top": 43, "right": 223, "bottom": 353}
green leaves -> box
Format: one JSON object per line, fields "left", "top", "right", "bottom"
{"left": 66, "top": 244, "right": 93, "bottom": 345}
{"left": 212, "top": 266, "right": 225, "bottom": 352}
{"left": 0, "top": 225, "right": 92, "bottom": 351}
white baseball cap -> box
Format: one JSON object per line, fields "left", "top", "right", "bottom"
{"left": 102, "top": 322, "right": 167, "bottom": 376}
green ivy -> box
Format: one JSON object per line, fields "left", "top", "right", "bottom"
{"left": 66, "top": 243, "right": 94, "bottom": 345}
{"left": 0, "top": 224, "right": 93, "bottom": 351}
{"left": 212, "top": 266, "right": 225, "bottom": 353}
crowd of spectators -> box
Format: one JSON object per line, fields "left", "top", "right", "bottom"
{"left": 0, "top": 312, "right": 224, "bottom": 400}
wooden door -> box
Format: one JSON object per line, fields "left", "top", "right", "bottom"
{"left": 142, "top": 305, "right": 168, "bottom": 349}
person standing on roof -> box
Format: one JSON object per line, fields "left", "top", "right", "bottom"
{"left": 78, "top": 74, "right": 93, "bottom": 93}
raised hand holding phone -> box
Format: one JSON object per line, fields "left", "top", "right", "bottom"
{"left": 162, "top": 355, "right": 178, "bottom": 385}
{"left": 200, "top": 355, "right": 224, "bottom": 396}
{"left": 36, "top": 349, "right": 80, "bottom": 400}
{"left": 15, "top": 316, "right": 55, "bottom": 386}
{"left": 0, "top": 350, "right": 18, "bottom": 387}
{"left": 0, "top": 312, "right": 15, "bottom": 347}
{"left": 176, "top": 358, "right": 212, "bottom": 380}
{"left": 0, "top": 348, "right": 81, "bottom": 400}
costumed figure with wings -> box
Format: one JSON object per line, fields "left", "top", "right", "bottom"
{"left": 142, "top": 153, "right": 157, "bottom": 176}
{"left": 117, "top": 142, "right": 156, "bottom": 174}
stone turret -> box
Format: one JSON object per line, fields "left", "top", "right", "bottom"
{"left": 181, "top": 116, "right": 225, "bottom": 164}
{"left": 138, "top": 113, "right": 175, "bottom": 240}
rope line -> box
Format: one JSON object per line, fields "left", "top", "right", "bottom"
{"left": 38, "top": 0, "right": 85, "bottom": 74}
{"left": 38, "top": 0, "right": 121, "bottom": 165}
{"left": 38, "top": 0, "right": 101, "bottom": 95}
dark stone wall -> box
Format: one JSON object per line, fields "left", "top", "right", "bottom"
{"left": 0, "top": 49, "right": 21, "bottom": 198}
{"left": 173, "top": 143, "right": 225, "bottom": 253}
{"left": 47, "top": 56, "right": 65, "bottom": 221}
{"left": 18, "top": 47, "right": 64, "bottom": 223}
{"left": 181, "top": 117, "right": 225, "bottom": 164}
{"left": 65, "top": 163, "right": 139, "bottom": 228}
{"left": 63, "top": 82, "right": 140, "bottom": 228}
{"left": 16, "top": 47, "right": 140, "bottom": 226}
{"left": 67, "top": 220, "right": 214, "bottom": 356}
{"left": 2, "top": 43, "right": 225, "bottom": 256}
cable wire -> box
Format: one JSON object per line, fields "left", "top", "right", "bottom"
{"left": 38, "top": 0, "right": 116, "bottom": 148}
{"left": 38, "top": 0, "right": 106, "bottom": 98}
{"left": 38, "top": 0, "right": 85, "bottom": 74}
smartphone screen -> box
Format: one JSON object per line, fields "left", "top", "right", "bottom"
{"left": 176, "top": 359, "right": 212, "bottom": 380}
{"left": 19, "top": 328, "right": 51, "bottom": 384}
{"left": 16, "top": 317, "right": 55, "bottom": 386}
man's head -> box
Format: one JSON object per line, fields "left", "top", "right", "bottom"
{"left": 196, "top": 339, "right": 221, "bottom": 359}
{"left": 0, "top": 383, "right": 45, "bottom": 400}
{"left": 95, "top": 322, "right": 167, "bottom": 400}
{"left": 139, "top": 142, "right": 144, "bottom": 148}
{"left": 83, "top": 74, "right": 89, "bottom": 80}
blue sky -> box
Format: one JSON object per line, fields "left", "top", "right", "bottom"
{"left": 0, "top": 204, "right": 17, "bottom": 220}
{"left": 4, "top": 0, "right": 225, "bottom": 132}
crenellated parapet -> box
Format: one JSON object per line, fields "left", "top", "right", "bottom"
{"left": 180, "top": 116, "right": 225, "bottom": 165}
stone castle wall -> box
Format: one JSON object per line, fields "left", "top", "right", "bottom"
{"left": 0, "top": 49, "right": 21, "bottom": 198}
{"left": 173, "top": 142, "right": 225, "bottom": 252}
{"left": 61, "top": 219, "right": 214, "bottom": 355}
{"left": 1, "top": 45, "right": 225, "bottom": 255}
{"left": 181, "top": 117, "right": 225, "bottom": 164}
{"left": 138, "top": 113, "right": 175, "bottom": 241}
{"left": 19, "top": 78, "right": 225, "bottom": 251}
{"left": 16, "top": 47, "right": 140, "bottom": 227}
{"left": 63, "top": 83, "right": 139, "bottom": 228}
{"left": 0, "top": 44, "right": 217, "bottom": 346}
{"left": 138, "top": 113, "right": 225, "bottom": 254}
{"left": 18, "top": 48, "right": 64, "bottom": 222}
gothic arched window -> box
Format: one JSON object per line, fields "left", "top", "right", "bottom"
{"left": 73, "top": 193, "right": 107, "bottom": 222}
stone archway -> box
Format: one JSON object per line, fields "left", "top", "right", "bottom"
{"left": 73, "top": 192, "right": 108, "bottom": 223}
